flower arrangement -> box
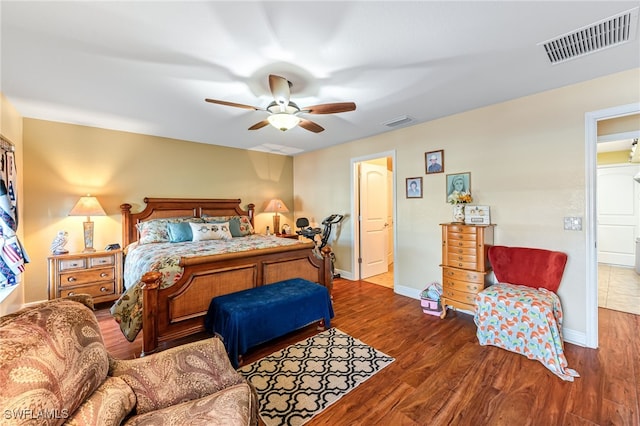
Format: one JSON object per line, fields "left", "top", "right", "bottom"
{"left": 447, "top": 191, "right": 473, "bottom": 204}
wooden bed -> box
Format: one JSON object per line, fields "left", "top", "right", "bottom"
{"left": 120, "top": 197, "right": 332, "bottom": 355}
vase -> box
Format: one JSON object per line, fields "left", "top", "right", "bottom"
{"left": 452, "top": 204, "right": 465, "bottom": 223}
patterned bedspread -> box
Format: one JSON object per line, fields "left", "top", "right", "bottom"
{"left": 474, "top": 283, "right": 579, "bottom": 382}
{"left": 110, "top": 235, "right": 306, "bottom": 342}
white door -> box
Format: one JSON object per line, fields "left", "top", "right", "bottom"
{"left": 360, "top": 162, "right": 388, "bottom": 278}
{"left": 597, "top": 164, "right": 640, "bottom": 266}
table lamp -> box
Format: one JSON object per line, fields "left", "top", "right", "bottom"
{"left": 68, "top": 195, "right": 106, "bottom": 252}
{"left": 264, "top": 199, "right": 289, "bottom": 234}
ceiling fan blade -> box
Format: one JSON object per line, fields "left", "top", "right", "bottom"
{"left": 299, "top": 119, "right": 325, "bottom": 133}
{"left": 205, "top": 98, "right": 260, "bottom": 111}
{"left": 269, "top": 74, "right": 291, "bottom": 111}
{"left": 301, "top": 102, "right": 356, "bottom": 114}
{"left": 248, "top": 119, "right": 270, "bottom": 131}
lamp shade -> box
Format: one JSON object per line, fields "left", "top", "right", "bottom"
{"left": 264, "top": 199, "right": 289, "bottom": 213}
{"left": 68, "top": 195, "right": 106, "bottom": 218}
{"left": 267, "top": 113, "right": 300, "bottom": 131}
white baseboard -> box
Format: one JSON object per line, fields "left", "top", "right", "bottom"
{"left": 562, "top": 328, "right": 586, "bottom": 347}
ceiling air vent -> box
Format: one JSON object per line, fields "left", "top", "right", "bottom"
{"left": 539, "top": 7, "right": 639, "bottom": 64}
{"left": 383, "top": 115, "right": 414, "bottom": 128}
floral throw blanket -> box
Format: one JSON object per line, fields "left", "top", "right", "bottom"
{"left": 110, "top": 235, "right": 306, "bottom": 342}
{"left": 474, "top": 283, "right": 580, "bottom": 382}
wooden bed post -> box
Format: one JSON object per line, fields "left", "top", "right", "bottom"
{"left": 321, "top": 246, "right": 333, "bottom": 295}
{"left": 140, "top": 271, "right": 161, "bottom": 356}
{"left": 247, "top": 203, "right": 255, "bottom": 226}
{"left": 120, "top": 203, "right": 132, "bottom": 248}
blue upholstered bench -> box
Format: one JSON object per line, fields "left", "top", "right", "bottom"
{"left": 204, "top": 278, "right": 334, "bottom": 367}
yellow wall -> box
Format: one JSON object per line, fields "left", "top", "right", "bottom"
{"left": 22, "top": 119, "right": 294, "bottom": 303}
{"left": 597, "top": 150, "right": 632, "bottom": 165}
{"left": 0, "top": 93, "right": 25, "bottom": 314}
{"left": 293, "top": 68, "right": 640, "bottom": 337}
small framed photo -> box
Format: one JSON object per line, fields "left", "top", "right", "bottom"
{"left": 425, "top": 150, "right": 444, "bottom": 174}
{"left": 446, "top": 172, "right": 471, "bottom": 202}
{"left": 406, "top": 177, "right": 423, "bottom": 198}
{"left": 465, "top": 205, "right": 491, "bottom": 225}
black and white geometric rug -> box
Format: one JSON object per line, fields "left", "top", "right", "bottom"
{"left": 238, "top": 328, "right": 395, "bottom": 426}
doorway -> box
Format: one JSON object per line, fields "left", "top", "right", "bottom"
{"left": 351, "top": 151, "right": 395, "bottom": 288}
{"left": 586, "top": 102, "right": 640, "bottom": 348}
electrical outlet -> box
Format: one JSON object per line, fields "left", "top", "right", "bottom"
{"left": 563, "top": 216, "right": 582, "bottom": 231}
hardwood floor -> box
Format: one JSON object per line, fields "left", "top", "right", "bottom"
{"left": 96, "top": 278, "right": 640, "bottom": 425}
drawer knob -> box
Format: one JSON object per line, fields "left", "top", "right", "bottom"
{"left": 100, "top": 272, "right": 108, "bottom": 278}
{"left": 100, "top": 287, "right": 108, "bottom": 292}
{"left": 67, "top": 277, "right": 77, "bottom": 282}
{"left": 70, "top": 263, "right": 79, "bottom": 267}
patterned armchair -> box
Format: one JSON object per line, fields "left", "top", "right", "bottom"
{"left": 0, "top": 298, "right": 259, "bottom": 425}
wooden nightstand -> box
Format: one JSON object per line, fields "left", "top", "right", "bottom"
{"left": 48, "top": 250, "right": 123, "bottom": 303}
{"left": 277, "top": 233, "right": 300, "bottom": 239}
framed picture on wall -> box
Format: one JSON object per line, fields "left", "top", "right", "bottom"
{"left": 406, "top": 177, "right": 423, "bottom": 198}
{"left": 425, "top": 150, "right": 444, "bottom": 174}
{"left": 446, "top": 172, "right": 471, "bottom": 203}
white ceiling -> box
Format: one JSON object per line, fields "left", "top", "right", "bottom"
{"left": 2, "top": 1, "right": 639, "bottom": 155}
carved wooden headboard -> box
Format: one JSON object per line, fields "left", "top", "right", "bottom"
{"left": 120, "top": 197, "right": 255, "bottom": 247}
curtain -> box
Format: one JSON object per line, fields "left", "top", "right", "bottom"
{"left": 0, "top": 138, "right": 29, "bottom": 288}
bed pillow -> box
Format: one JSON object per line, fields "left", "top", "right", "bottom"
{"left": 167, "top": 222, "right": 193, "bottom": 243}
{"left": 204, "top": 216, "right": 254, "bottom": 237}
{"left": 189, "top": 222, "right": 232, "bottom": 241}
{"left": 137, "top": 220, "right": 170, "bottom": 244}
{"left": 137, "top": 218, "right": 203, "bottom": 244}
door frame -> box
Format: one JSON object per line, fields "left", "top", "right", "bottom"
{"left": 585, "top": 102, "right": 640, "bottom": 349}
{"left": 351, "top": 150, "right": 396, "bottom": 281}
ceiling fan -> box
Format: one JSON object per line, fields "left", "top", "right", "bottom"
{"left": 205, "top": 74, "right": 356, "bottom": 133}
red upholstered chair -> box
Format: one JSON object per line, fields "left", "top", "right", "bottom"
{"left": 474, "top": 245, "right": 579, "bottom": 381}
{"left": 487, "top": 246, "right": 567, "bottom": 292}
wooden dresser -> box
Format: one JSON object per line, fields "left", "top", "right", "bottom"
{"left": 440, "top": 223, "right": 494, "bottom": 319}
{"left": 48, "top": 250, "right": 123, "bottom": 303}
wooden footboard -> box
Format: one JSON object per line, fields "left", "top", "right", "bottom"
{"left": 140, "top": 243, "right": 332, "bottom": 355}
{"left": 120, "top": 197, "right": 332, "bottom": 355}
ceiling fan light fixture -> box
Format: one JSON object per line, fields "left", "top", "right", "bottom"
{"left": 268, "top": 113, "right": 300, "bottom": 131}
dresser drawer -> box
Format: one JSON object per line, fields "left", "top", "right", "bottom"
{"left": 59, "top": 258, "right": 87, "bottom": 271}
{"left": 442, "top": 267, "right": 484, "bottom": 284}
{"left": 442, "top": 278, "right": 482, "bottom": 294}
{"left": 60, "top": 268, "right": 115, "bottom": 287}
{"left": 447, "top": 230, "right": 477, "bottom": 242}
{"left": 59, "top": 281, "right": 115, "bottom": 298}
{"left": 442, "top": 287, "right": 478, "bottom": 305}
{"left": 446, "top": 224, "right": 477, "bottom": 234}
{"left": 446, "top": 251, "right": 478, "bottom": 264}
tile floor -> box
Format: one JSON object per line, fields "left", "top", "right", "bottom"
{"left": 363, "top": 263, "right": 394, "bottom": 289}
{"left": 598, "top": 263, "right": 640, "bottom": 315}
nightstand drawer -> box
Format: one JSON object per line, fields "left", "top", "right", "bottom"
{"left": 59, "top": 258, "right": 87, "bottom": 271}
{"left": 90, "top": 255, "right": 115, "bottom": 267}
{"left": 59, "top": 281, "right": 115, "bottom": 298}
{"left": 60, "top": 268, "right": 115, "bottom": 287}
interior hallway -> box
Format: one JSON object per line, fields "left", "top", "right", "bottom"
{"left": 598, "top": 263, "right": 640, "bottom": 315}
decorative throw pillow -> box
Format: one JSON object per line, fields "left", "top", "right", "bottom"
{"left": 167, "top": 222, "right": 192, "bottom": 243}
{"left": 136, "top": 220, "right": 170, "bottom": 244}
{"left": 189, "top": 222, "right": 232, "bottom": 241}
{"left": 204, "top": 216, "right": 254, "bottom": 237}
